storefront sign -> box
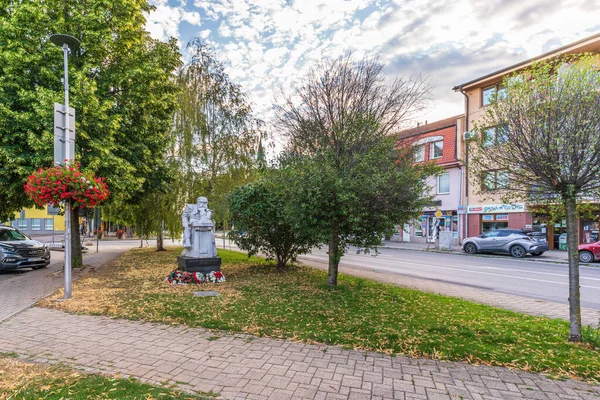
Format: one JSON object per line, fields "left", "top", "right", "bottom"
{"left": 496, "top": 214, "right": 509, "bottom": 221}
{"left": 482, "top": 215, "right": 494, "bottom": 221}
{"left": 467, "top": 203, "right": 525, "bottom": 214}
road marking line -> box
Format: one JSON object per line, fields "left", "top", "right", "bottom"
{"left": 299, "top": 254, "right": 600, "bottom": 290}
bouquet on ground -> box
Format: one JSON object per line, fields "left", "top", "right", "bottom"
{"left": 24, "top": 162, "right": 109, "bottom": 208}
{"left": 166, "top": 270, "right": 225, "bottom": 285}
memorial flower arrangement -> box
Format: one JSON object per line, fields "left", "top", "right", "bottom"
{"left": 166, "top": 270, "right": 225, "bottom": 285}
{"left": 24, "top": 162, "right": 109, "bottom": 208}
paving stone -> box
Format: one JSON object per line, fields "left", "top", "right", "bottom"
{"left": 0, "top": 307, "right": 599, "bottom": 400}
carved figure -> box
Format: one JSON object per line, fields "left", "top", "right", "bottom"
{"left": 181, "top": 196, "right": 217, "bottom": 258}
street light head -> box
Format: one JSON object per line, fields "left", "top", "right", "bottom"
{"left": 49, "top": 34, "right": 80, "bottom": 50}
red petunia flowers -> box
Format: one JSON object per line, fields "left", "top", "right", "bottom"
{"left": 24, "top": 162, "right": 109, "bottom": 208}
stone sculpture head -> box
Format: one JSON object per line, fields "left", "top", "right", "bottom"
{"left": 196, "top": 196, "right": 208, "bottom": 209}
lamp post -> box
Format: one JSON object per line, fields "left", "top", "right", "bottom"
{"left": 50, "top": 34, "right": 80, "bottom": 299}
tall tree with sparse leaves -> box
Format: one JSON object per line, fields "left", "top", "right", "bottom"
{"left": 470, "top": 53, "right": 600, "bottom": 342}
{"left": 275, "top": 53, "right": 436, "bottom": 285}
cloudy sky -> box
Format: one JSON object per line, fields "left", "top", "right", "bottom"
{"left": 146, "top": 0, "right": 600, "bottom": 138}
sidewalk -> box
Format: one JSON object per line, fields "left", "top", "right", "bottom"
{"left": 0, "top": 242, "right": 599, "bottom": 399}
{"left": 0, "top": 245, "right": 131, "bottom": 323}
{"left": 1, "top": 307, "right": 599, "bottom": 400}
{"left": 381, "top": 241, "right": 573, "bottom": 263}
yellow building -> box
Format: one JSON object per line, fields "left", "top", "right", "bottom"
{"left": 6, "top": 206, "right": 65, "bottom": 235}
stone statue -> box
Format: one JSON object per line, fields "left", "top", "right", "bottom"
{"left": 181, "top": 196, "right": 218, "bottom": 258}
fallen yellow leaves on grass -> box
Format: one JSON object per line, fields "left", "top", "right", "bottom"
{"left": 37, "top": 247, "right": 600, "bottom": 383}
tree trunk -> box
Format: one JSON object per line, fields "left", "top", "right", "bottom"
{"left": 327, "top": 223, "right": 341, "bottom": 286}
{"left": 564, "top": 197, "right": 582, "bottom": 342}
{"left": 70, "top": 206, "right": 83, "bottom": 268}
{"left": 156, "top": 220, "right": 165, "bottom": 251}
{"left": 277, "top": 254, "right": 286, "bottom": 270}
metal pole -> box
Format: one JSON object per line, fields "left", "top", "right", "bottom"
{"left": 96, "top": 207, "right": 100, "bottom": 253}
{"left": 63, "top": 43, "right": 72, "bottom": 299}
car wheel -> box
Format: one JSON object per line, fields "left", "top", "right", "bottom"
{"left": 510, "top": 245, "right": 526, "bottom": 258}
{"left": 530, "top": 252, "right": 544, "bottom": 256}
{"left": 579, "top": 251, "right": 594, "bottom": 263}
{"left": 463, "top": 243, "right": 477, "bottom": 254}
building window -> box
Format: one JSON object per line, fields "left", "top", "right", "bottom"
{"left": 437, "top": 173, "right": 450, "bottom": 194}
{"left": 31, "top": 219, "right": 41, "bottom": 230}
{"left": 413, "top": 144, "right": 425, "bottom": 162}
{"left": 483, "top": 170, "right": 509, "bottom": 190}
{"left": 18, "top": 219, "right": 27, "bottom": 230}
{"left": 45, "top": 219, "right": 54, "bottom": 230}
{"left": 414, "top": 219, "right": 424, "bottom": 237}
{"left": 482, "top": 84, "right": 506, "bottom": 106}
{"left": 430, "top": 140, "right": 443, "bottom": 159}
{"left": 482, "top": 86, "right": 496, "bottom": 106}
{"left": 482, "top": 125, "right": 508, "bottom": 147}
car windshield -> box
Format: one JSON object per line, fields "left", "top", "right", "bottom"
{"left": 0, "top": 229, "right": 28, "bottom": 241}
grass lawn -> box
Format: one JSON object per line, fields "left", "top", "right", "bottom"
{"left": 40, "top": 247, "right": 600, "bottom": 382}
{"left": 0, "top": 354, "right": 210, "bottom": 399}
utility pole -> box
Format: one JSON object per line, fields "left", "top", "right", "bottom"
{"left": 50, "top": 34, "right": 80, "bottom": 299}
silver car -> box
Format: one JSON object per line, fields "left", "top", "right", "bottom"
{"left": 462, "top": 229, "right": 549, "bottom": 258}
{"left": 0, "top": 226, "right": 50, "bottom": 271}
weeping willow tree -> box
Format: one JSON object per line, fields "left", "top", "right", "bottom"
{"left": 173, "top": 38, "right": 262, "bottom": 229}
{"left": 106, "top": 38, "right": 261, "bottom": 247}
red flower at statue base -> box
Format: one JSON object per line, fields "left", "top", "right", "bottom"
{"left": 24, "top": 162, "right": 109, "bottom": 208}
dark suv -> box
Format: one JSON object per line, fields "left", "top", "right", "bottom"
{"left": 462, "top": 229, "right": 549, "bottom": 258}
{"left": 0, "top": 226, "right": 50, "bottom": 271}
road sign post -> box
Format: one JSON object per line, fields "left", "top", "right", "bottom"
{"left": 50, "top": 33, "right": 80, "bottom": 300}
{"left": 53, "top": 103, "right": 75, "bottom": 165}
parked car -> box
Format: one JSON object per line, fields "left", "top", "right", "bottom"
{"left": 0, "top": 226, "right": 50, "bottom": 271}
{"left": 577, "top": 241, "right": 600, "bottom": 263}
{"left": 462, "top": 229, "right": 549, "bottom": 258}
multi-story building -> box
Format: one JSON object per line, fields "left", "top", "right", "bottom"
{"left": 5, "top": 206, "right": 65, "bottom": 236}
{"left": 398, "top": 115, "right": 464, "bottom": 244}
{"left": 453, "top": 33, "right": 600, "bottom": 248}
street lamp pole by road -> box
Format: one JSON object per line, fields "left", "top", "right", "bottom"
{"left": 50, "top": 34, "right": 80, "bottom": 299}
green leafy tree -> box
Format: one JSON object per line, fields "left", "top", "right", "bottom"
{"left": 275, "top": 52, "right": 435, "bottom": 285}
{"left": 174, "top": 39, "right": 260, "bottom": 227}
{"left": 0, "top": 0, "right": 181, "bottom": 265}
{"left": 278, "top": 134, "right": 437, "bottom": 285}
{"left": 470, "top": 54, "right": 600, "bottom": 342}
{"left": 229, "top": 173, "right": 318, "bottom": 269}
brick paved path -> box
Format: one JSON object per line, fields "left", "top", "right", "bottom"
{"left": 0, "top": 246, "right": 130, "bottom": 323}
{"left": 1, "top": 308, "right": 598, "bottom": 400}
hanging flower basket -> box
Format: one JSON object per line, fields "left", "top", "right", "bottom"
{"left": 24, "top": 162, "right": 109, "bottom": 208}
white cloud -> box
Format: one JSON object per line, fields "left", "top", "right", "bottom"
{"left": 150, "top": 0, "right": 600, "bottom": 132}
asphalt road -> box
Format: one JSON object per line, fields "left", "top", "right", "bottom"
{"left": 4, "top": 236, "right": 599, "bottom": 311}
{"left": 299, "top": 248, "right": 600, "bottom": 310}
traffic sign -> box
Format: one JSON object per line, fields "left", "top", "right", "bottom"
{"left": 53, "top": 103, "right": 75, "bottom": 165}
{"left": 47, "top": 205, "right": 61, "bottom": 215}
{"left": 434, "top": 210, "right": 443, "bottom": 218}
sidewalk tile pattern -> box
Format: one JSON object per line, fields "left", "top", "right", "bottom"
{"left": 0, "top": 247, "right": 127, "bottom": 323}
{"left": 1, "top": 308, "right": 598, "bottom": 400}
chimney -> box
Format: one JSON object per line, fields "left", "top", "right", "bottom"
{"left": 425, "top": 120, "right": 427, "bottom": 125}
{"left": 417, "top": 122, "right": 420, "bottom": 127}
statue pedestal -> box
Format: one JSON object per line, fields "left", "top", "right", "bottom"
{"left": 177, "top": 256, "right": 221, "bottom": 274}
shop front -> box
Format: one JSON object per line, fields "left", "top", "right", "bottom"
{"left": 466, "top": 203, "right": 532, "bottom": 237}
{"left": 531, "top": 211, "right": 600, "bottom": 250}
{"left": 411, "top": 210, "right": 459, "bottom": 243}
